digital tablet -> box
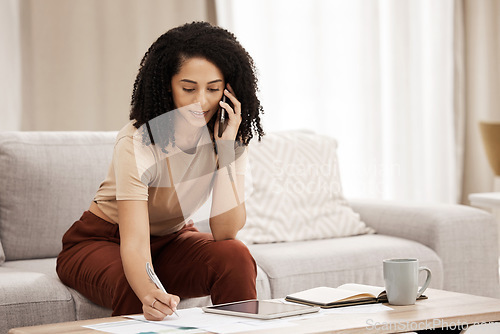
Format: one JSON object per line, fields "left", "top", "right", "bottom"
{"left": 202, "top": 299, "right": 320, "bottom": 320}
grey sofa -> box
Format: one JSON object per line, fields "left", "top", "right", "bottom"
{"left": 0, "top": 131, "right": 498, "bottom": 334}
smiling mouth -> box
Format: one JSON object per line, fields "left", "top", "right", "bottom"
{"left": 189, "top": 110, "right": 209, "bottom": 118}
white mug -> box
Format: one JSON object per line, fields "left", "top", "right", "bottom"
{"left": 383, "top": 258, "right": 432, "bottom": 306}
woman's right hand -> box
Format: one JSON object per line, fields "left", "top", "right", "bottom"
{"left": 142, "top": 289, "right": 180, "bottom": 321}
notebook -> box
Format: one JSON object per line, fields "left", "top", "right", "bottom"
{"left": 285, "top": 283, "right": 427, "bottom": 308}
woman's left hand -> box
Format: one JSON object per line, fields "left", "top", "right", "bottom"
{"left": 215, "top": 83, "right": 242, "bottom": 141}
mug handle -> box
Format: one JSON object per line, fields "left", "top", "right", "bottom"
{"left": 416, "top": 266, "right": 432, "bottom": 298}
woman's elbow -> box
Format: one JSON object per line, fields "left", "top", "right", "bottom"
{"left": 210, "top": 209, "right": 246, "bottom": 241}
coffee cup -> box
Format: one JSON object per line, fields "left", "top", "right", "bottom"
{"left": 383, "top": 258, "right": 432, "bottom": 306}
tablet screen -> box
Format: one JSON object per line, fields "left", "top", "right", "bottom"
{"left": 209, "top": 300, "right": 261, "bottom": 314}
{"left": 204, "top": 300, "right": 319, "bottom": 319}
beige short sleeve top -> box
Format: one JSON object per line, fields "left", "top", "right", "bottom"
{"left": 94, "top": 121, "right": 247, "bottom": 236}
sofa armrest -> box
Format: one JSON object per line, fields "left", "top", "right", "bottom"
{"left": 349, "top": 199, "right": 499, "bottom": 298}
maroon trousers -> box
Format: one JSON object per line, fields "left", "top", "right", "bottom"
{"left": 56, "top": 211, "right": 257, "bottom": 316}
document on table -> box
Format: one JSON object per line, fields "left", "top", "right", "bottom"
{"left": 83, "top": 318, "right": 205, "bottom": 333}
{"left": 84, "top": 303, "right": 392, "bottom": 334}
{"left": 126, "top": 307, "right": 298, "bottom": 333}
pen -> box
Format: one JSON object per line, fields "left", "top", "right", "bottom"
{"left": 146, "top": 262, "right": 180, "bottom": 317}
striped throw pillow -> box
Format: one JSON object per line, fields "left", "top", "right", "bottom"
{"left": 238, "top": 131, "right": 374, "bottom": 244}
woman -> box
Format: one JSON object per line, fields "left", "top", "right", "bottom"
{"left": 56, "top": 21, "right": 264, "bottom": 321}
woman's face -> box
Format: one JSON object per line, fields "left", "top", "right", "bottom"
{"left": 170, "top": 57, "right": 225, "bottom": 129}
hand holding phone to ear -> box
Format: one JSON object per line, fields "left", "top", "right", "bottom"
{"left": 215, "top": 84, "right": 241, "bottom": 141}
{"left": 218, "top": 95, "right": 228, "bottom": 138}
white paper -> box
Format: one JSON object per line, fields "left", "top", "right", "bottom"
{"left": 127, "top": 307, "right": 242, "bottom": 329}
{"left": 83, "top": 319, "right": 205, "bottom": 333}
{"left": 90, "top": 303, "right": 391, "bottom": 334}
{"left": 204, "top": 320, "right": 297, "bottom": 334}
{"left": 126, "top": 307, "right": 299, "bottom": 334}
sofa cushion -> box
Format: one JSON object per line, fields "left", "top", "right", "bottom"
{"left": 1, "top": 258, "right": 111, "bottom": 321}
{"left": 248, "top": 234, "right": 444, "bottom": 298}
{"left": 0, "top": 131, "right": 116, "bottom": 261}
{"left": 66, "top": 287, "right": 113, "bottom": 320}
{"left": 0, "top": 267, "right": 76, "bottom": 333}
{"left": 2, "top": 257, "right": 272, "bottom": 319}
{"left": 239, "top": 131, "right": 373, "bottom": 244}
{"left": 1, "top": 258, "right": 59, "bottom": 277}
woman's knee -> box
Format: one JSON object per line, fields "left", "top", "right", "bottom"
{"left": 211, "top": 239, "right": 257, "bottom": 276}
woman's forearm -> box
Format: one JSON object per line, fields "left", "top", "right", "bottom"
{"left": 210, "top": 165, "right": 246, "bottom": 240}
{"left": 121, "top": 245, "right": 156, "bottom": 303}
{"left": 117, "top": 200, "right": 156, "bottom": 303}
{"left": 117, "top": 200, "right": 179, "bottom": 320}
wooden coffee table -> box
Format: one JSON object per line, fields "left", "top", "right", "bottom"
{"left": 8, "top": 289, "right": 500, "bottom": 334}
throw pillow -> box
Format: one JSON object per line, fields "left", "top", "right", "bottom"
{"left": 0, "top": 131, "right": 115, "bottom": 261}
{"left": 238, "top": 130, "right": 374, "bottom": 244}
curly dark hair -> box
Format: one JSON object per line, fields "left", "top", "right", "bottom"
{"left": 130, "top": 21, "right": 264, "bottom": 151}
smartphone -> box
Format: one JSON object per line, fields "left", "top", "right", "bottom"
{"left": 218, "top": 95, "right": 228, "bottom": 137}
